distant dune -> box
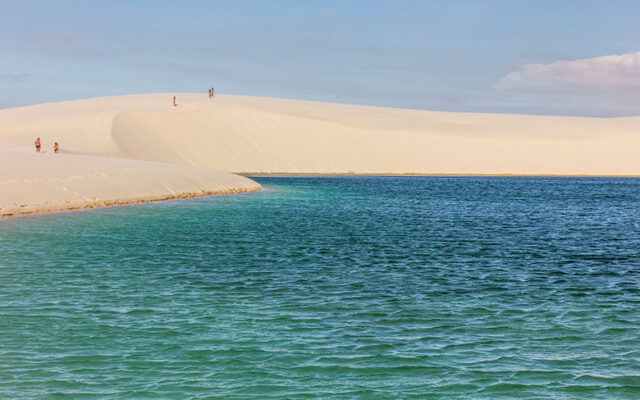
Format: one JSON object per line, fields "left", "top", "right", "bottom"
{"left": 1, "top": 93, "right": 639, "bottom": 216}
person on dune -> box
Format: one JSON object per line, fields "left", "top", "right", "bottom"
{"left": 35, "top": 138, "right": 41, "bottom": 153}
{"left": 54, "top": 142, "right": 59, "bottom": 154}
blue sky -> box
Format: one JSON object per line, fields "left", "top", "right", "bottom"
{"left": 2, "top": 0, "right": 640, "bottom": 116}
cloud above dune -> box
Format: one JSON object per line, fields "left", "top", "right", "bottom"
{"left": 497, "top": 51, "right": 640, "bottom": 93}
{"left": 25, "top": 33, "right": 78, "bottom": 46}
{"left": 0, "top": 72, "right": 31, "bottom": 82}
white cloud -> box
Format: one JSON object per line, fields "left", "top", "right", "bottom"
{"left": 0, "top": 72, "right": 30, "bottom": 82}
{"left": 497, "top": 51, "right": 640, "bottom": 93}
{"left": 25, "top": 33, "right": 78, "bottom": 46}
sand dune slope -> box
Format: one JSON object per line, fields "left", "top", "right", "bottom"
{"left": 0, "top": 152, "right": 259, "bottom": 217}
{"left": 1, "top": 93, "right": 639, "bottom": 216}
{"left": 3, "top": 93, "right": 639, "bottom": 175}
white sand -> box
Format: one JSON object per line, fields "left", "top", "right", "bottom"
{"left": 0, "top": 152, "right": 259, "bottom": 217}
{"left": 1, "top": 93, "right": 639, "bottom": 216}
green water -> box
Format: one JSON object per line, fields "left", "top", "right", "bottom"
{"left": 1, "top": 176, "right": 639, "bottom": 399}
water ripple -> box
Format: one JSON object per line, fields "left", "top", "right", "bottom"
{"left": 1, "top": 177, "right": 639, "bottom": 398}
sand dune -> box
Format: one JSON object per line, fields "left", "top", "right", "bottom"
{"left": 1, "top": 93, "right": 639, "bottom": 216}
{"left": 0, "top": 152, "right": 259, "bottom": 217}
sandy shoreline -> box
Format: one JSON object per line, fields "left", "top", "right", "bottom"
{"left": 0, "top": 151, "right": 261, "bottom": 218}
{"left": 1, "top": 93, "right": 639, "bottom": 218}
{"left": 1, "top": 186, "right": 261, "bottom": 219}
{"left": 243, "top": 172, "right": 640, "bottom": 177}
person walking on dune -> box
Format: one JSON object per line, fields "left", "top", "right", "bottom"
{"left": 172, "top": 95, "right": 177, "bottom": 107}
{"left": 35, "top": 138, "right": 41, "bottom": 153}
{"left": 54, "top": 142, "right": 59, "bottom": 154}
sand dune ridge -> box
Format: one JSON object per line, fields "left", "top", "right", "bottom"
{"left": 1, "top": 93, "right": 639, "bottom": 217}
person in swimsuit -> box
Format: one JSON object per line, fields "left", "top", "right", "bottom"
{"left": 173, "top": 95, "right": 177, "bottom": 107}
{"left": 35, "top": 138, "right": 41, "bottom": 152}
{"left": 54, "top": 142, "right": 59, "bottom": 153}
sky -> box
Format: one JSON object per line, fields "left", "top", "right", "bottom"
{"left": 1, "top": 0, "right": 640, "bottom": 116}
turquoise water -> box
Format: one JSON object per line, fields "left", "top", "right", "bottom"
{"left": 1, "top": 176, "right": 639, "bottom": 399}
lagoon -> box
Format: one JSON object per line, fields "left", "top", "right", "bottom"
{"left": 1, "top": 177, "right": 639, "bottom": 398}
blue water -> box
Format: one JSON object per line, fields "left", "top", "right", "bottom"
{"left": 1, "top": 176, "right": 639, "bottom": 399}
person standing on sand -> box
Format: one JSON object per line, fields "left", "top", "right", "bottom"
{"left": 35, "top": 138, "right": 41, "bottom": 152}
{"left": 172, "top": 96, "right": 177, "bottom": 107}
{"left": 54, "top": 142, "right": 59, "bottom": 153}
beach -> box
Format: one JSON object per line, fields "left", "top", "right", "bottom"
{"left": 0, "top": 152, "right": 259, "bottom": 217}
{"left": 1, "top": 93, "right": 639, "bottom": 217}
